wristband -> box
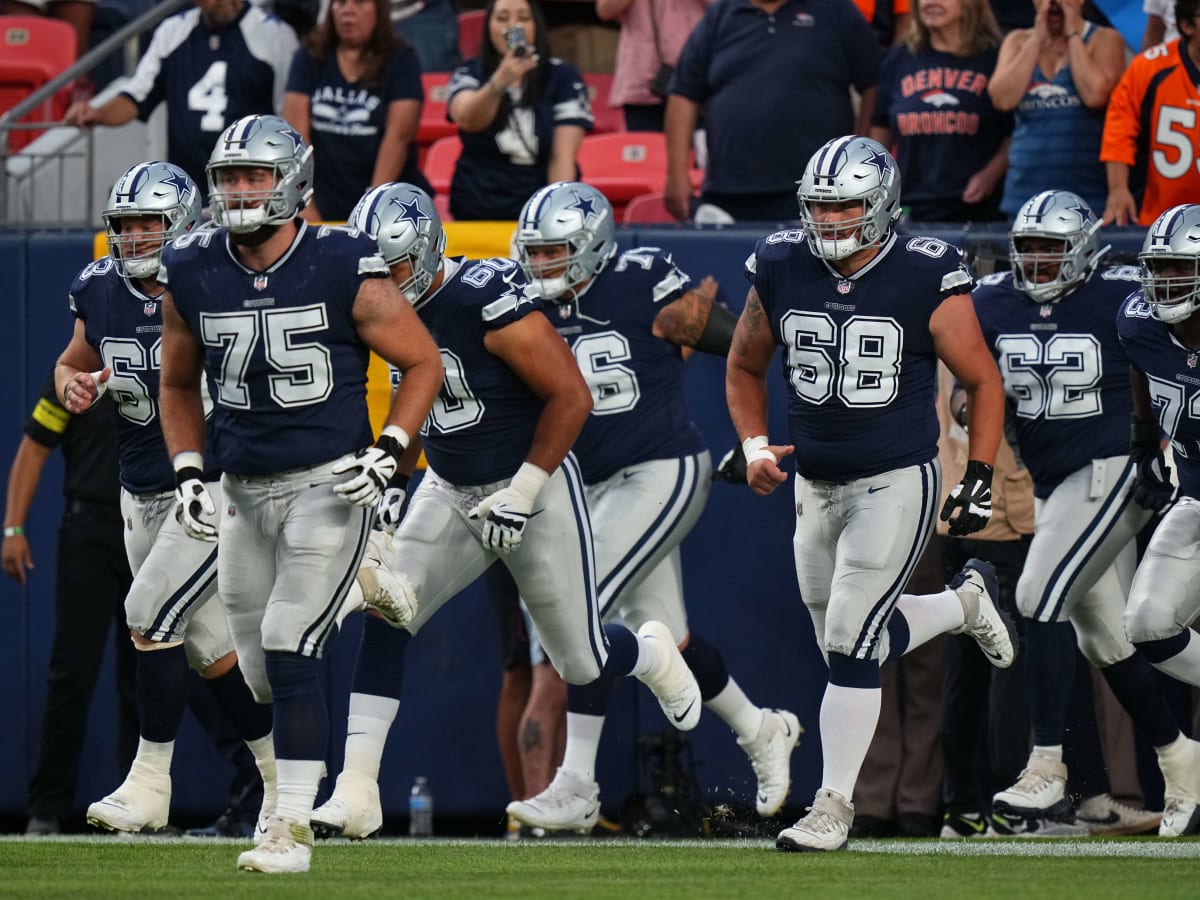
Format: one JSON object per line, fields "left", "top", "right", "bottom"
{"left": 376, "top": 424, "right": 410, "bottom": 461}
{"left": 509, "top": 462, "right": 550, "bottom": 503}
{"left": 741, "top": 435, "right": 776, "bottom": 466}
{"left": 173, "top": 451, "right": 204, "bottom": 473}
{"left": 1131, "top": 416, "right": 1160, "bottom": 446}
{"left": 4, "top": 525, "right": 24, "bottom": 538}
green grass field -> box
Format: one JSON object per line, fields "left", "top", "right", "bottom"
{"left": 1, "top": 836, "right": 1197, "bottom": 899}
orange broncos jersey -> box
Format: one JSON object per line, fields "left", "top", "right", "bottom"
{"left": 1101, "top": 39, "right": 1200, "bottom": 226}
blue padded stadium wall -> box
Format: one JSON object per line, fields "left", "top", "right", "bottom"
{"left": 0, "top": 224, "right": 1150, "bottom": 825}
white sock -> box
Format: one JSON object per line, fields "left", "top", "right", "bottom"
{"left": 560, "top": 712, "right": 605, "bottom": 783}
{"left": 887, "top": 589, "right": 964, "bottom": 660}
{"left": 343, "top": 692, "right": 400, "bottom": 781}
{"left": 1032, "top": 745, "right": 1063, "bottom": 763}
{"left": 335, "top": 582, "right": 364, "bottom": 629}
{"left": 1149, "top": 633, "right": 1200, "bottom": 688}
{"left": 130, "top": 738, "right": 174, "bottom": 778}
{"left": 705, "top": 679, "right": 763, "bottom": 741}
{"left": 273, "top": 758, "right": 325, "bottom": 824}
{"left": 245, "top": 733, "right": 276, "bottom": 814}
{"left": 630, "top": 635, "right": 657, "bottom": 678}
{"left": 818, "top": 682, "right": 882, "bottom": 800}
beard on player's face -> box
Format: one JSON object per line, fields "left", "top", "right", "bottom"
{"left": 228, "top": 222, "right": 282, "bottom": 248}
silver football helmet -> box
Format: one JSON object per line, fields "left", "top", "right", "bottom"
{"left": 797, "top": 136, "right": 901, "bottom": 260}
{"left": 349, "top": 182, "right": 446, "bottom": 303}
{"left": 1009, "top": 190, "right": 1108, "bottom": 303}
{"left": 206, "top": 114, "right": 313, "bottom": 233}
{"left": 514, "top": 182, "right": 616, "bottom": 299}
{"left": 103, "top": 161, "right": 200, "bottom": 279}
{"left": 1139, "top": 204, "right": 1200, "bottom": 325}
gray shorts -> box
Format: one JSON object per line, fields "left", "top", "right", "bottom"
{"left": 120, "top": 485, "right": 233, "bottom": 671}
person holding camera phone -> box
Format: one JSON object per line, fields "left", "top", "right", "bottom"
{"left": 597, "top": 0, "right": 712, "bottom": 133}
{"left": 445, "top": 0, "right": 593, "bottom": 220}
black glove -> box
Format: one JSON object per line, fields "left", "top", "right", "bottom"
{"left": 712, "top": 444, "right": 748, "bottom": 486}
{"left": 939, "top": 460, "right": 993, "bottom": 537}
{"left": 1130, "top": 416, "right": 1174, "bottom": 513}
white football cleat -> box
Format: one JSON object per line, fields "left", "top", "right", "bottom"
{"left": 992, "top": 751, "right": 1070, "bottom": 818}
{"left": 86, "top": 769, "right": 172, "bottom": 833}
{"left": 636, "top": 621, "right": 702, "bottom": 731}
{"left": 1074, "top": 793, "right": 1161, "bottom": 836}
{"left": 354, "top": 530, "right": 418, "bottom": 629}
{"left": 949, "top": 558, "right": 1016, "bottom": 668}
{"left": 1157, "top": 736, "right": 1200, "bottom": 837}
{"left": 505, "top": 767, "right": 600, "bottom": 833}
{"left": 776, "top": 788, "right": 853, "bottom": 852}
{"left": 310, "top": 771, "right": 383, "bottom": 840}
{"left": 237, "top": 815, "right": 313, "bottom": 874}
{"left": 739, "top": 709, "right": 802, "bottom": 816}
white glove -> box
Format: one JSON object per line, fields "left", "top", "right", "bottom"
{"left": 332, "top": 426, "right": 408, "bottom": 508}
{"left": 173, "top": 452, "right": 217, "bottom": 542}
{"left": 376, "top": 474, "right": 410, "bottom": 535}
{"left": 468, "top": 463, "right": 549, "bottom": 553}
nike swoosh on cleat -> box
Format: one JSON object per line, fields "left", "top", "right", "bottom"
{"left": 622, "top": 470, "right": 641, "bottom": 480}
{"left": 867, "top": 485, "right": 890, "bottom": 494}
{"left": 757, "top": 793, "right": 769, "bottom": 805}
{"left": 962, "top": 817, "right": 986, "bottom": 833}
{"left": 673, "top": 700, "right": 696, "bottom": 723}
{"left": 1077, "top": 811, "right": 1121, "bottom": 826}
{"left": 584, "top": 806, "right": 598, "bottom": 819}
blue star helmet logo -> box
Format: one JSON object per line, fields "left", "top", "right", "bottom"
{"left": 389, "top": 196, "right": 431, "bottom": 231}
{"left": 568, "top": 191, "right": 598, "bottom": 220}
{"left": 161, "top": 169, "right": 193, "bottom": 202}
{"left": 1063, "top": 196, "right": 1092, "bottom": 224}
{"left": 861, "top": 149, "right": 892, "bottom": 182}
{"left": 276, "top": 122, "right": 305, "bottom": 155}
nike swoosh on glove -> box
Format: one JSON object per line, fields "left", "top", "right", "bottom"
{"left": 175, "top": 468, "right": 218, "bottom": 542}
{"left": 467, "top": 463, "right": 549, "bottom": 554}
{"left": 939, "top": 459, "right": 993, "bottom": 537}
{"left": 1130, "top": 415, "right": 1175, "bottom": 513}
{"left": 375, "top": 473, "right": 410, "bottom": 535}
{"left": 333, "top": 429, "right": 406, "bottom": 507}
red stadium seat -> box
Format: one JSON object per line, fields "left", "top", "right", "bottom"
{"left": 418, "top": 71, "right": 457, "bottom": 147}
{"left": 583, "top": 73, "right": 622, "bottom": 134}
{"left": 622, "top": 192, "right": 674, "bottom": 225}
{"left": 0, "top": 16, "right": 77, "bottom": 151}
{"left": 433, "top": 191, "right": 452, "bottom": 222}
{"left": 457, "top": 9, "right": 485, "bottom": 63}
{"left": 424, "top": 134, "right": 462, "bottom": 196}
{"left": 577, "top": 132, "right": 671, "bottom": 207}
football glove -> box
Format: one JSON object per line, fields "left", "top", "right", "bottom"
{"left": 939, "top": 460, "right": 993, "bottom": 537}
{"left": 712, "top": 443, "right": 748, "bottom": 486}
{"left": 1130, "top": 416, "right": 1174, "bottom": 513}
{"left": 173, "top": 453, "right": 217, "bottom": 543}
{"left": 468, "top": 463, "right": 549, "bottom": 554}
{"left": 333, "top": 426, "right": 408, "bottom": 507}
{"left": 376, "top": 473, "right": 411, "bottom": 535}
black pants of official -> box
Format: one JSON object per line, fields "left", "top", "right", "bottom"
{"left": 27, "top": 503, "right": 137, "bottom": 820}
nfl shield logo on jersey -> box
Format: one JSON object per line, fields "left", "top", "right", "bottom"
{"left": 1039, "top": 305, "right": 1052, "bottom": 318}
{"left": 253, "top": 274, "right": 269, "bottom": 291}
{"left": 227, "top": 503, "right": 236, "bottom": 518}
{"left": 143, "top": 301, "right": 157, "bottom": 317}
{"left": 1189, "top": 354, "right": 1198, "bottom": 369}
{"left": 837, "top": 280, "right": 853, "bottom": 294}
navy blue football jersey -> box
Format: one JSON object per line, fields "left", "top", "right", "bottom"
{"left": 68, "top": 259, "right": 203, "bottom": 494}
{"left": 1117, "top": 292, "right": 1200, "bottom": 500}
{"left": 161, "top": 222, "right": 385, "bottom": 475}
{"left": 121, "top": 5, "right": 297, "bottom": 200}
{"left": 548, "top": 246, "right": 706, "bottom": 482}
{"left": 748, "top": 230, "right": 974, "bottom": 483}
{"left": 399, "top": 256, "right": 548, "bottom": 486}
{"left": 973, "top": 266, "right": 1141, "bottom": 498}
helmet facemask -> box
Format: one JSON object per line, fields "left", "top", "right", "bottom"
{"left": 102, "top": 160, "right": 200, "bottom": 280}
{"left": 796, "top": 136, "right": 901, "bottom": 262}
{"left": 515, "top": 183, "right": 617, "bottom": 300}
{"left": 105, "top": 213, "right": 173, "bottom": 280}
{"left": 206, "top": 115, "right": 314, "bottom": 234}
{"left": 349, "top": 182, "right": 446, "bottom": 303}
{"left": 208, "top": 162, "right": 295, "bottom": 234}
{"left": 798, "top": 196, "right": 886, "bottom": 261}
{"left": 1141, "top": 256, "right": 1200, "bottom": 324}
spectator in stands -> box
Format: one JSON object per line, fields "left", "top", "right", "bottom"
{"left": 391, "top": 0, "right": 461, "bottom": 72}
{"left": 665, "top": 0, "right": 881, "bottom": 222}
{"left": 595, "top": 0, "right": 710, "bottom": 132}
{"left": 1142, "top": 0, "right": 1178, "bottom": 49}
{"left": 445, "top": 0, "right": 592, "bottom": 221}
{"left": 62, "top": 0, "right": 298, "bottom": 203}
{"left": 1101, "top": 0, "right": 1200, "bottom": 226}
{"left": 853, "top": 0, "right": 913, "bottom": 47}
{"left": 988, "top": 0, "right": 1125, "bottom": 220}
{"left": 1, "top": 0, "right": 92, "bottom": 59}
{"left": 3, "top": 372, "right": 137, "bottom": 835}
{"left": 284, "top": 0, "right": 431, "bottom": 221}
{"left": 870, "top": 0, "right": 1011, "bottom": 223}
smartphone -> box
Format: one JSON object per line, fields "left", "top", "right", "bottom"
{"left": 504, "top": 25, "right": 529, "bottom": 57}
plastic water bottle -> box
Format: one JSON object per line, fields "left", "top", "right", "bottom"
{"left": 409, "top": 776, "right": 433, "bottom": 836}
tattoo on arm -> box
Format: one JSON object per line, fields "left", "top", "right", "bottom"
{"left": 655, "top": 291, "right": 708, "bottom": 347}
{"left": 732, "top": 289, "right": 765, "bottom": 357}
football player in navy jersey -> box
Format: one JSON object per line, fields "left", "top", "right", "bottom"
{"left": 973, "top": 190, "right": 1198, "bottom": 836}
{"left": 156, "top": 116, "right": 444, "bottom": 873}
{"left": 1119, "top": 203, "right": 1200, "bottom": 837}
{"left": 308, "top": 182, "right": 705, "bottom": 839}
{"left": 502, "top": 182, "right": 802, "bottom": 833}
{"left": 64, "top": 0, "right": 299, "bottom": 202}
{"left": 54, "top": 161, "right": 276, "bottom": 836}
{"left": 727, "top": 135, "right": 1013, "bottom": 852}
